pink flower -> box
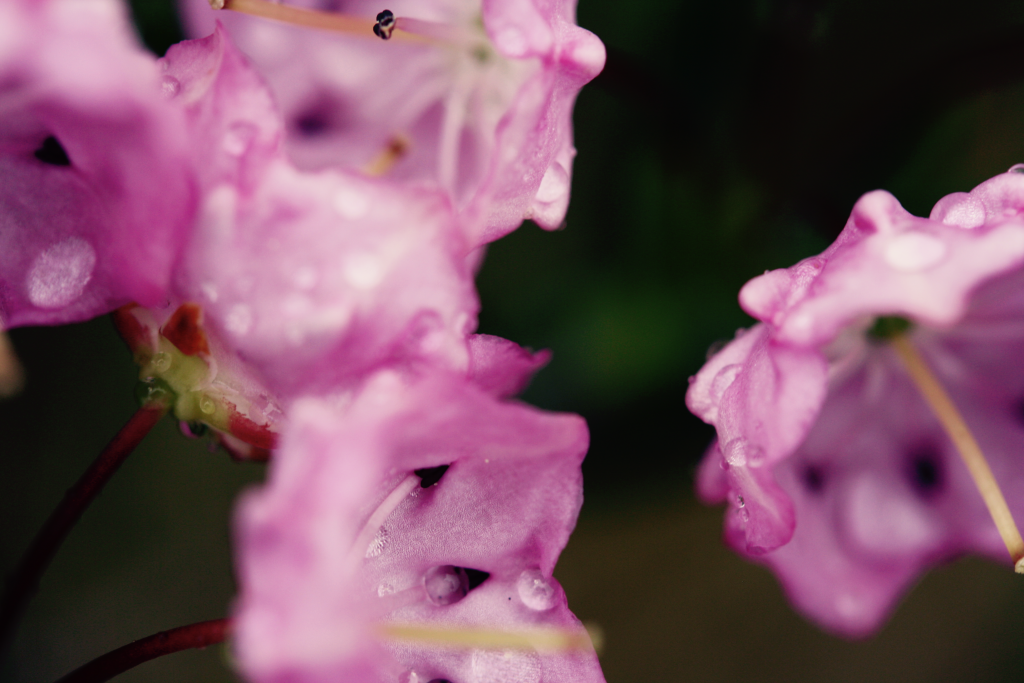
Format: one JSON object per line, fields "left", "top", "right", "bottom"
{"left": 179, "top": 0, "right": 605, "bottom": 243}
{"left": 0, "top": 0, "right": 196, "bottom": 327}
{"left": 688, "top": 169, "right": 1024, "bottom": 636}
{"left": 128, "top": 27, "right": 478, "bottom": 406}
{"left": 103, "top": 27, "right": 481, "bottom": 454}
{"left": 233, "top": 363, "right": 604, "bottom": 682}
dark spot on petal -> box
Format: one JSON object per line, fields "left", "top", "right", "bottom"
{"left": 34, "top": 136, "right": 70, "bottom": 166}
{"left": 908, "top": 445, "right": 943, "bottom": 496}
{"left": 293, "top": 111, "right": 330, "bottom": 137}
{"left": 415, "top": 464, "right": 450, "bottom": 488}
{"left": 427, "top": 680, "right": 453, "bottom": 683}
{"left": 801, "top": 464, "right": 826, "bottom": 494}
{"left": 464, "top": 568, "right": 489, "bottom": 590}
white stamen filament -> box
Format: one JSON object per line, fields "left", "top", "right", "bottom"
{"left": 891, "top": 333, "right": 1024, "bottom": 572}
{"left": 348, "top": 474, "right": 420, "bottom": 567}
{"left": 437, "top": 73, "right": 474, "bottom": 192}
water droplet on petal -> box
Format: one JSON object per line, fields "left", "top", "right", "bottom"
{"left": 739, "top": 508, "right": 750, "bottom": 522}
{"left": 470, "top": 649, "right": 541, "bottom": 683}
{"left": 884, "top": 232, "right": 947, "bottom": 272}
{"left": 516, "top": 569, "right": 557, "bottom": 611}
{"left": 223, "top": 121, "right": 257, "bottom": 157}
{"left": 161, "top": 75, "right": 181, "bottom": 99}
{"left": 535, "top": 162, "right": 570, "bottom": 205}
{"left": 722, "top": 438, "right": 749, "bottom": 467}
{"left": 747, "top": 445, "right": 766, "bottom": 467}
{"left": 494, "top": 26, "right": 528, "bottom": 57}
{"left": 200, "top": 282, "right": 219, "bottom": 303}
{"left": 398, "top": 671, "right": 421, "bottom": 683}
{"left": 27, "top": 237, "right": 96, "bottom": 308}
{"left": 423, "top": 565, "right": 469, "bottom": 606}
{"left": 737, "top": 495, "right": 745, "bottom": 508}
{"left": 225, "top": 304, "right": 253, "bottom": 336}
{"left": 334, "top": 185, "right": 370, "bottom": 219}
{"left": 343, "top": 253, "right": 384, "bottom": 290}
{"left": 1011, "top": 164, "right": 1024, "bottom": 174}
{"left": 710, "top": 364, "right": 741, "bottom": 404}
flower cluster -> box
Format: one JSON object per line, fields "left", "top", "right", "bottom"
{"left": 0, "top": 0, "right": 605, "bottom": 679}
{"left": 688, "top": 171, "right": 1024, "bottom": 636}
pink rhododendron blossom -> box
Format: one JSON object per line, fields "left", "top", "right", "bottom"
{"left": 234, "top": 367, "right": 604, "bottom": 682}
{"left": 688, "top": 169, "right": 1024, "bottom": 636}
{"left": 0, "top": 0, "right": 195, "bottom": 328}
{"left": 179, "top": 0, "right": 605, "bottom": 243}
{"left": 122, "top": 27, "right": 480, "bottom": 403}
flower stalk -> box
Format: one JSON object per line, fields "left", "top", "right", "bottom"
{"left": 55, "top": 618, "right": 230, "bottom": 683}
{"left": 0, "top": 402, "right": 169, "bottom": 651}
{"left": 891, "top": 333, "right": 1024, "bottom": 572}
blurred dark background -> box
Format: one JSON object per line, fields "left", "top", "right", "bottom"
{"left": 5, "top": 0, "right": 1024, "bottom": 680}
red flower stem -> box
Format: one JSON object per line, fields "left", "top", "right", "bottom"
{"left": 0, "top": 404, "right": 168, "bottom": 651}
{"left": 55, "top": 618, "right": 231, "bottom": 683}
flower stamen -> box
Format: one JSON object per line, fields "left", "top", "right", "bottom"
{"left": 362, "top": 135, "right": 411, "bottom": 177}
{"left": 380, "top": 622, "right": 603, "bottom": 653}
{"left": 891, "top": 333, "right": 1024, "bottom": 572}
{"left": 211, "top": 0, "right": 428, "bottom": 44}
{"left": 349, "top": 473, "right": 420, "bottom": 565}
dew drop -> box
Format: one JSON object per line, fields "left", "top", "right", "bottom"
{"left": 423, "top": 565, "right": 469, "bottom": 606}
{"left": 884, "top": 233, "right": 947, "bottom": 272}
{"left": 1011, "top": 164, "right": 1024, "bottom": 174}
{"left": 343, "top": 253, "right": 384, "bottom": 290}
{"left": 470, "top": 649, "right": 541, "bottom": 683}
{"left": 225, "top": 304, "right": 253, "bottom": 336}
{"left": 161, "top": 75, "right": 181, "bottom": 99}
{"left": 739, "top": 508, "right": 750, "bottom": 523}
{"left": 333, "top": 185, "right": 370, "bottom": 219}
{"left": 494, "top": 26, "right": 528, "bottom": 57}
{"left": 26, "top": 237, "right": 96, "bottom": 308}
{"left": 516, "top": 569, "right": 557, "bottom": 611}
{"left": 535, "top": 161, "right": 570, "bottom": 205}
{"left": 722, "top": 438, "right": 749, "bottom": 467}
{"left": 737, "top": 495, "right": 745, "bottom": 508}
{"left": 223, "top": 121, "right": 257, "bottom": 157}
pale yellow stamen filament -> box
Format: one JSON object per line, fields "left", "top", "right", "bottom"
{"left": 0, "top": 330, "right": 23, "bottom": 398}
{"left": 891, "top": 333, "right": 1024, "bottom": 572}
{"left": 380, "top": 622, "right": 603, "bottom": 653}
{"left": 362, "top": 135, "right": 411, "bottom": 177}
{"left": 212, "top": 0, "right": 428, "bottom": 43}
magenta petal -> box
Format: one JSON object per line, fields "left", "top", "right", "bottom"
{"left": 177, "top": 0, "right": 604, "bottom": 243}
{"left": 234, "top": 370, "right": 603, "bottom": 682}
{"left": 468, "top": 333, "right": 551, "bottom": 398}
{"left": 0, "top": 0, "right": 195, "bottom": 327}
{"left": 687, "top": 324, "right": 828, "bottom": 470}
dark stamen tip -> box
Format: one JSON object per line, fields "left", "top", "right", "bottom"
{"left": 374, "top": 9, "right": 395, "bottom": 39}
